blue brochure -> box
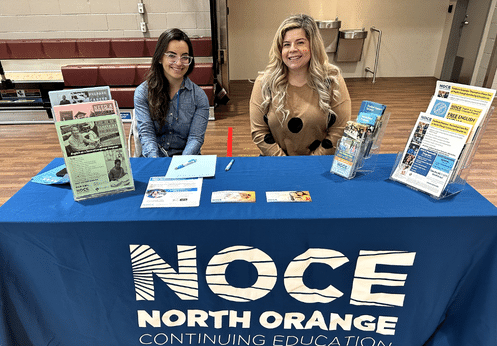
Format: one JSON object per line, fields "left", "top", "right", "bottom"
{"left": 31, "top": 164, "right": 70, "bottom": 185}
{"left": 358, "top": 100, "right": 387, "bottom": 116}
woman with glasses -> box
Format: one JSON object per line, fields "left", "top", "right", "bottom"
{"left": 250, "top": 14, "right": 351, "bottom": 156}
{"left": 134, "top": 28, "right": 210, "bottom": 157}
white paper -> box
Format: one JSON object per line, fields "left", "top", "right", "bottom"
{"left": 165, "top": 155, "right": 217, "bottom": 179}
{"left": 140, "top": 177, "right": 203, "bottom": 208}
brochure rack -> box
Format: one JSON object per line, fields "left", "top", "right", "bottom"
{"left": 355, "top": 111, "right": 391, "bottom": 176}
{"left": 331, "top": 109, "right": 391, "bottom": 179}
{"left": 390, "top": 106, "right": 494, "bottom": 200}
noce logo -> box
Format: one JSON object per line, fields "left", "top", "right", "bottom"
{"left": 129, "top": 245, "right": 416, "bottom": 307}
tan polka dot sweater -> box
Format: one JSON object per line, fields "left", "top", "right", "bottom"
{"left": 250, "top": 73, "right": 351, "bottom": 156}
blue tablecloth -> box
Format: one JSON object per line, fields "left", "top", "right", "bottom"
{"left": 1, "top": 154, "right": 496, "bottom": 346}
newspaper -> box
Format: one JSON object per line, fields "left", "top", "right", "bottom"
{"left": 48, "top": 86, "right": 112, "bottom": 113}
{"left": 141, "top": 177, "right": 203, "bottom": 208}
{"left": 52, "top": 99, "right": 119, "bottom": 122}
{"left": 53, "top": 100, "right": 134, "bottom": 201}
{"left": 48, "top": 87, "right": 131, "bottom": 122}
{"left": 390, "top": 112, "right": 472, "bottom": 197}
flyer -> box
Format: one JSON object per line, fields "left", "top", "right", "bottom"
{"left": 266, "top": 191, "right": 312, "bottom": 202}
{"left": 427, "top": 92, "right": 487, "bottom": 139}
{"left": 140, "top": 177, "right": 203, "bottom": 208}
{"left": 211, "top": 191, "right": 255, "bottom": 203}
{"left": 429, "top": 81, "right": 496, "bottom": 183}
{"left": 390, "top": 112, "right": 472, "bottom": 197}
{"left": 433, "top": 81, "right": 495, "bottom": 111}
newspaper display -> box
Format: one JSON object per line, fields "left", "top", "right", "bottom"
{"left": 390, "top": 112, "right": 472, "bottom": 198}
{"left": 140, "top": 177, "right": 203, "bottom": 208}
{"left": 53, "top": 100, "right": 134, "bottom": 201}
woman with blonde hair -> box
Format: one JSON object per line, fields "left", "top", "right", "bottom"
{"left": 250, "top": 14, "right": 351, "bottom": 156}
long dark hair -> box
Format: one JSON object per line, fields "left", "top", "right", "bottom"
{"left": 146, "top": 28, "right": 195, "bottom": 128}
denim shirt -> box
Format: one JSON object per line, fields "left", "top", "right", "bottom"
{"left": 133, "top": 78, "right": 210, "bottom": 157}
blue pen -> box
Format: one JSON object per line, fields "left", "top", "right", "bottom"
{"left": 175, "top": 159, "right": 197, "bottom": 170}
{"left": 225, "top": 159, "right": 234, "bottom": 171}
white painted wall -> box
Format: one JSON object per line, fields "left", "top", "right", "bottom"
{"left": 228, "top": 0, "right": 450, "bottom": 80}
{"left": 475, "top": 0, "right": 497, "bottom": 87}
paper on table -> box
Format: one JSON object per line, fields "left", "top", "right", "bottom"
{"left": 140, "top": 177, "right": 203, "bottom": 208}
{"left": 211, "top": 191, "right": 255, "bottom": 203}
{"left": 31, "top": 164, "right": 70, "bottom": 185}
{"left": 165, "top": 155, "right": 217, "bottom": 179}
{"left": 266, "top": 191, "right": 312, "bottom": 202}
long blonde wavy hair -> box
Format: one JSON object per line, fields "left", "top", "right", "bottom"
{"left": 260, "top": 14, "right": 341, "bottom": 125}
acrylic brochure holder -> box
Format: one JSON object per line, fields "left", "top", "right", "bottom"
{"left": 331, "top": 111, "right": 391, "bottom": 179}
{"left": 389, "top": 106, "right": 494, "bottom": 200}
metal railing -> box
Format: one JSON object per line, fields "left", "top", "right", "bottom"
{"left": 365, "top": 27, "right": 382, "bottom": 84}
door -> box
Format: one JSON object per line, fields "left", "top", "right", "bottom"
{"left": 440, "top": 0, "right": 491, "bottom": 84}
{"left": 440, "top": 0, "right": 469, "bottom": 82}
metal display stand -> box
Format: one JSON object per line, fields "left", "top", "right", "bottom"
{"left": 390, "top": 106, "right": 494, "bottom": 200}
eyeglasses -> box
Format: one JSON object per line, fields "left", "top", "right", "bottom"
{"left": 164, "top": 53, "right": 193, "bottom": 65}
